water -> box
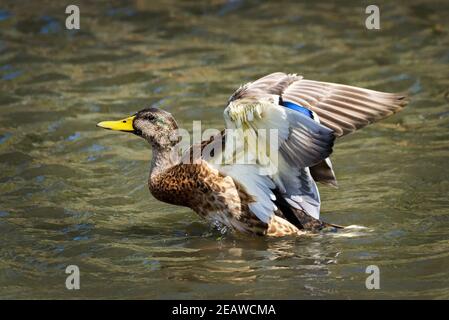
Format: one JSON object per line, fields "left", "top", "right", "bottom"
{"left": 0, "top": 0, "right": 448, "bottom": 299}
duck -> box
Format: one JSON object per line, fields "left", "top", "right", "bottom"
{"left": 97, "top": 72, "right": 408, "bottom": 237}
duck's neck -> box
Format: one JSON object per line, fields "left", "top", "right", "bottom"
{"left": 149, "top": 144, "right": 177, "bottom": 178}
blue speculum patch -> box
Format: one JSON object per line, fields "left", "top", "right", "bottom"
{"left": 281, "top": 100, "right": 313, "bottom": 118}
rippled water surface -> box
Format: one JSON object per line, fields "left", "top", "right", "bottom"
{"left": 0, "top": 0, "right": 448, "bottom": 299}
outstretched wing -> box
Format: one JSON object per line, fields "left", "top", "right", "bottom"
{"left": 205, "top": 72, "right": 407, "bottom": 226}
{"left": 263, "top": 72, "right": 407, "bottom": 187}
{"left": 281, "top": 77, "right": 408, "bottom": 137}
{"left": 231, "top": 72, "right": 408, "bottom": 137}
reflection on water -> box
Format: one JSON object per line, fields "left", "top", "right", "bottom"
{"left": 0, "top": 0, "right": 448, "bottom": 299}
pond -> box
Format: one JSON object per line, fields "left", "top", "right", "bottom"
{"left": 0, "top": 0, "right": 448, "bottom": 299}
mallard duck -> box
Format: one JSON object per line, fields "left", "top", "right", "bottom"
{"left": 97, "top": 72, "right": 408, "bottom": 237}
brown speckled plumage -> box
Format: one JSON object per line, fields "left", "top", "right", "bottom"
{"left": 149, "top": 160, "right": 276, "bottom": 236}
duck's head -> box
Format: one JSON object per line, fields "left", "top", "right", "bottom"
{"left": 97, "top": 107, "right": 179, "bottom": 148}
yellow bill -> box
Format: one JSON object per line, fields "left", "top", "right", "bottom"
{"left": 97, "top": 116, "right": 135, "bottom": 132}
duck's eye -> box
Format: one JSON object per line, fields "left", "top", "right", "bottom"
{"left": 147, "top": 114, "right": 155, "bottom": 121}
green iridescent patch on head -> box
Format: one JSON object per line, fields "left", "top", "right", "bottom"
{"left": 155, "top": 116, "right": 169, "bottom": 128}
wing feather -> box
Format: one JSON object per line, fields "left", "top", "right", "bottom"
{"left": 283, "top": 77, "right": 408, "bottom": 136}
